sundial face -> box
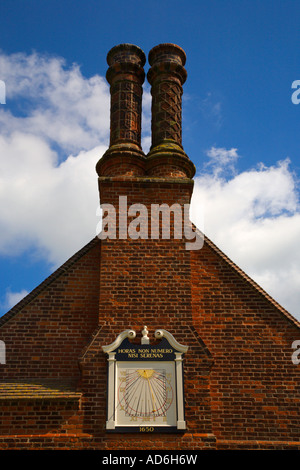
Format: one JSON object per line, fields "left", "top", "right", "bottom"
{"left": 116, "top": 361, "right": 176, "bottom": 427}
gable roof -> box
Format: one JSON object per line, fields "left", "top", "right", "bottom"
{"left": 0, "top": 378, "right": 81, "bottom": 400}
{"left": 1, "top": 231, "right": 299, "bottom": 331}
{"left": 202, "top": 230, "right": 300, "bottom": 330}
{"left": 0, "top": 237, "right": 101, "bottom": 328}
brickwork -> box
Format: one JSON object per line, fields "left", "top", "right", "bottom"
{"left": 0, "top": 240, "right": 100, "bottom": 380}
{"left": 106, "top": 44, "right": 145, "bottom": 148}
{"left": 147, "top": 44, "right": 187, "bottom": 148}
{"left": 191, "top": 237, "right": 300, "bottom": 445}
{"left": 147, "top": 44, "right": 195, "bottom": 179}
{"left": 0, "top": 399, "right": 82, "bottom": 436}
{"left": 96, "top": 44, "right": 147, "bottom": 178}
{"left": 0, "top": 43, "right": 299, "bottom": 450}
{"left": 0, "top": 228, "right": 299, "bottom": 449}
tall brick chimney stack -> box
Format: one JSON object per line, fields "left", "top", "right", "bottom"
{"left": 147, "top": 44, "right": 195, "bottom": 179}
{"left": 96, "top": 44, "right": 147, "bottom": 177}
{"left": 95, "top": 43, "right": 197, "bottom": 331}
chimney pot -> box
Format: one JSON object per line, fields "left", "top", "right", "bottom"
{"left": 107, "top": 43, "right": 146, "bottom": 67}
{"left": 148, "top": 43, "right": 186, "bottom": 67}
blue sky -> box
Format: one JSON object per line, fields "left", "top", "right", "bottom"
{"left": 0, "top": 0, "right": 299, "bottom": 320}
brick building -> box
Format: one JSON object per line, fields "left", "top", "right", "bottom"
{"left": 0, "top": 43, "right": 300, "bottom": 450}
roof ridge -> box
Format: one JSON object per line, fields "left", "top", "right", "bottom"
{"left": 1, "top": 229, "right": 299, "bottom": 331}
{"left": 0, "top": 237, "right": 100, "bottom": 328}
{"left": 201, "top": 230, "right": 300, "bottom": 329}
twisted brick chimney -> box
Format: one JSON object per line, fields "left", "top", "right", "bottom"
{"left": 95, "top": 42, "right": 197, "bottom": 328}
{"left": 96, "top": 42, "right": 195, "bottom": 180}
{"left": 96, "top": 44, "right": 147, "bottom": 177}
{"left": 146, "top": 43, "right": 195, "bottom": 178}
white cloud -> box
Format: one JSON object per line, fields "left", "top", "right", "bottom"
{"left": 0, "top": 132, "right": 106, "bottom": 266}
{"left": 1, "top": 289, "right": 29, "bottom": 311}
{"left": 0, "top": 50, "right": 152, "bottom": 270}
{"left": 191, "top": 149, "right": 300, "bottom": 320}
{"left": 205, "top": 146, "right": 239, "bottom": 176}
{"left": 0, "top": 50, "right": 114, "bottom": 267}
{"left": 0, "top": 51, "right": 110, "bottom": 153}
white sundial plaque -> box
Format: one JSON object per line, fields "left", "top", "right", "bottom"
{"left": 102, "top": 327, "right": 188, "bottom": 433}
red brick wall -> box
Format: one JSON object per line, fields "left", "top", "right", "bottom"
{"left": 97, "top": 177, "right": 195, "bottom": 327}
{"left": 0, "top": 241, "right": 100, "bottom": 380}
{"left": 191, "top": 239, "right": 300, "bottom": 448}
{"left": 0, "top": 400, "right": 82, "bottom": 436}
{"left": 0, "top": 191, "right": 300, "bottom": 448}
{"left": 75, "top": 176, "right": 216, "bottom": 449}
{"left": 0, "top": 240, "right": 100, "bottom": 447}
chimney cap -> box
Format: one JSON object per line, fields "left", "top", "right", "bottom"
{"left": 148, "top": 43, "right": 186, "bottom": 67}
{"left": 107, "top": 43, "right": 146, "bottom": 67}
